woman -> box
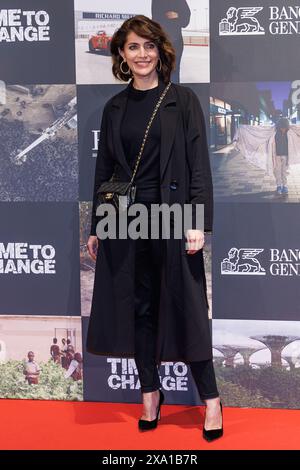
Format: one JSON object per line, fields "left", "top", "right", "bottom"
{"left": 87, "top": 15, "right": 223, "bottom": 442}
{"left": 272, "top": 117, "right": 290, "bottom": 195}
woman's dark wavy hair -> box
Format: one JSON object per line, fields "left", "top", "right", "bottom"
{"left": 110, "top": 15, "right": 176, "bottom": 83}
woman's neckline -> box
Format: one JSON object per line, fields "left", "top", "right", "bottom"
{"left": 131, "top": 81, "right": 159, "bottom": 93}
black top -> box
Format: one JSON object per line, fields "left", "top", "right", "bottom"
{"left": 275, "top": 129, "right": 288, "bottom": 156}
{"left": 120, "top": 81, "right": 161, "bottom": 202}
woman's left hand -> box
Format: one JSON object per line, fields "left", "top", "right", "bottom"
{"left": 185, "top": 229, "right": 205, "bottom": 254}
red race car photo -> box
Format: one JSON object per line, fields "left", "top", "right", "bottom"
{"left": 88, "top": 30, "right": 112, "bottom": 55}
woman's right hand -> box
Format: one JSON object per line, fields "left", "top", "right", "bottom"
{"left": 87, "top": 235, "right": 99, "bottom": 261}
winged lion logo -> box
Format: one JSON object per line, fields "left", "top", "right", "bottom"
{"left": 219, "top": 7, "right": 265, "bottom": 35}
{"left": 221, "top": 248, "right": 266, "bottom": 275}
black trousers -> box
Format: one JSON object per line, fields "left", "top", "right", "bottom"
{"left": 133, "top": 207, "right": 219, "bottom": 401}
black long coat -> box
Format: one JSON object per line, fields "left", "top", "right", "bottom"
{"left": 86, "top": 78, "right": 213, "bottom": 363}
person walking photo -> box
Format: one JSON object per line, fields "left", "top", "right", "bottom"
{"left": 86, "top": 15, "right": 223, "bottom": 442}
{"left": 273, "top": 117, "right": 290, "bottom": 196}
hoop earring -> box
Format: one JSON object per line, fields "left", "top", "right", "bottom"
{"left": 120, "top": 59, "right": 131, "bottom": 75}
{"left": 156, "top": 58, "right": 162, "bottom": 72}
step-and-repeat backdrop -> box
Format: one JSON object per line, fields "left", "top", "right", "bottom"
{"left": 1, "top": 0, "right": 300, "bottom": 409}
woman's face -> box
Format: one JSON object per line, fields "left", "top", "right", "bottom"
{"left": 119, "top": 31, "right": 160, "bottom": 79}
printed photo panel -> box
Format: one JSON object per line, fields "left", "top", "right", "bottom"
{"left": 74, "top": 0, "right": 210, "bottom": 84}
{"left": 0, "top": 84, "right": 78, "bottom": 202}
{"left": 0, "top": 315, "right": 83, "bottom": 400}
{"left": 213, "top": 319, "right": 300, "bottom": 408}
{"left": 210, "top": 81, "right": 300, "bottom": 202}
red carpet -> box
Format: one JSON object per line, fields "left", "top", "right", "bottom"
{"left": 0, "top": 399, "right": 299, "bottom": 450}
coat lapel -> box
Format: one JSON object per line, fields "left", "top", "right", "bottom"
{"left": 157, "top": 79, "right": 178, "bottom": 182}
{"left": 110, "top": 78, "right": 179, "bottom": 182}
{"left": 110, "top": 90, "right": 133, "bottom": 178}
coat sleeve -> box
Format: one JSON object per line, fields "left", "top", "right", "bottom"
{"left": 151, "top": 0, "right": 166, "bottom": 25}
{"left": 174, "top": 0, "right": 191, "bottom": 28}
{"left": 90, "top": 103, "right": 115, "bottom": 236}
{"left": 185, "top": 89, "right": 213, "bottom": 232}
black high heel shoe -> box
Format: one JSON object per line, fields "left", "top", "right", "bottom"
{"left": 138, "top": 389, "right": 164, "bottom": 431}
{"left": 202, "top": 401, "right": 223, "bottom": 442}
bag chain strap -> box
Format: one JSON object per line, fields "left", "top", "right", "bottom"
{"left": 111, "top": 81, "right": 172, "bottom": 186}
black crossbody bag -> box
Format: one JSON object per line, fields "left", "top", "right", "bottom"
{"left": 96, "top": 81, "right": 171, "bottom": 213}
